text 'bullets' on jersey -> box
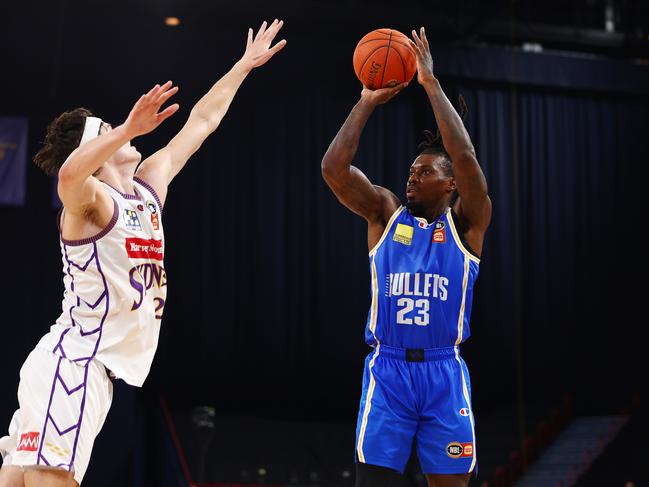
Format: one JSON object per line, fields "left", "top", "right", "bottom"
{"left": 366, "top": 206, "right": 480, "bottom": 349}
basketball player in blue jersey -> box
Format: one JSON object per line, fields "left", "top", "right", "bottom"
{"left": 322, "top": 27, "right": 491, "bottom": 487}
{"left": 0, "top": 21, "right": 286, "bottom": 487}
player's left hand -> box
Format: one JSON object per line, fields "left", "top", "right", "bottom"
{"left": 124, "top": 81, "right": 180, "bottom": 138}
{"left": 239, "top": 19, "right": 287, "bottom": 71}
{"left": 409, "top": 27, "right": 436, "bottom": 85}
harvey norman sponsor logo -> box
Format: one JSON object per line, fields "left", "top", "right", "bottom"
{"left": 125, "top": 238, "right": 163, "bottom": 261}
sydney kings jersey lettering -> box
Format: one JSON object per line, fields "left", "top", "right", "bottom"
{"left": 37, "top": 177, "right": 166, "bottom": 386}
{"left": 366, "top": 206, "right": 480, "bottom": 349}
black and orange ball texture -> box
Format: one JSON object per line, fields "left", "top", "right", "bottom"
{"left": 353, "top": 28, "right": 416, "bottom": 90}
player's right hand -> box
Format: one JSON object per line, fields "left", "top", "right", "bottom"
{"left": 361, "top": 83, "right": 408, "bottom": 106}
{"left": 124, "top": 81, "right": 180, "bottom": 138}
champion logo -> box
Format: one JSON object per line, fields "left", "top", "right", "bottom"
{"left": 17, "top": 432, "right": 40, "bottom": 452}
{"left": 459, "top": 408, "right": 471, "bottom": 416}
{"left": 125, "top": 238, "right": 163, "bottom": 261}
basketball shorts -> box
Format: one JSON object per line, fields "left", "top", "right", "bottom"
{"left": 355, "top": 344, "right": 477, "bottom": 474}
{"left": 0, "top": 347, "right": 112, "bottom": 484}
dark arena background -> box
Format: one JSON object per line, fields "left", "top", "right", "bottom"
{"left": 1, "top": 0, "right": 648, "bottom": 486}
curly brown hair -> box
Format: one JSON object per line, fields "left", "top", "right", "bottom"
{"left": 33, "top": 108, "right": 94, "bottom": 176}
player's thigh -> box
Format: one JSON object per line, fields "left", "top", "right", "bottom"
{"left": 416, "top": 358, "right": 476, "bottom": 475}
{"left": 24, "top": 468, "right": 77, "bottom": 487}
{"left": 355, "top": 355, "right": 418, "bottom": 472}
{"left": 425, "top": 473, "right": 471, "bottom": 487}
{"left": 355, "top": 462, "right": 405, "bottom": 487}
{"left": 0, "top": 466, "right": 25, "bottom": 487}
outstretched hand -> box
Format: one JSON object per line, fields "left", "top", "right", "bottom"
{"left": 239, "top": 19, "right": 287, "bottom": 71}
{"left": 409, "top": 27, "right": 436, "bottom": 85}
{"left": 361, "top": 83, "right": 408, "bottom": 106}
{"left": 124, "top": 81, "right": 180, "bottom": 138}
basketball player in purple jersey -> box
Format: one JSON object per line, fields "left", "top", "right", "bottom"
{"left": 322, "top": 28, "right": 492, "bottom": 487}
{"left": 0, "top": 20, "right": 286, "bottom": 487}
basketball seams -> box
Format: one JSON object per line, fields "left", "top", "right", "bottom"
{"left": 358, "top": 45, "right": 388, "bottom": 88}
{"left": 354, "top": 29, "right": 416, "bottom": 88}
{"left": 390, "top": 45, "right": 407, "bottom": 83}
{"left": 356, "top": 37, "right": 413, "bottom": 50}
{"left": 378, "top": 31, "right": 393, "bottom": 88}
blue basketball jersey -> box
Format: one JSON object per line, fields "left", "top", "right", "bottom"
{"left": 365, "top": 206, "right": 480, "bottom": 349}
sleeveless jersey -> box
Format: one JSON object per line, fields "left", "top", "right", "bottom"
{"left": 365, "top": 206, "right": 480, "bottom": 349}
{"left": 37, "top": 177, "right": 166, "bottom": 387}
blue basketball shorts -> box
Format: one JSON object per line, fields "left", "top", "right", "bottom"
{"left": 354, "top": 344, "right": 477, "bottom": 474}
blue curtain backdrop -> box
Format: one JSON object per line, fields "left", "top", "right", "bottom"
{"left": 0, "top": 116, "right": 28, "bottom": 206}
{"left": 1, "top": 12, "right": 648, "bottom": 484}
{"left": 148, "top": 79, "right": 647, "bottom": 413}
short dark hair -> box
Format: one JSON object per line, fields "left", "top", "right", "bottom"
{"left": 33, "top": 108, "right": 94, "bottom": 176}
{"left": 417, "top": 130, "right": 453, "bottom": 178}
{"left": 416, "top": 94, "right": 469, "bottom": 179}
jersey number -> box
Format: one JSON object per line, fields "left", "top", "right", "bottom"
{"left": 396, "top": 298, "right": 429, "bottom": 326}
{"left": 154, "top": 297, "right": 165, "bottom": 320}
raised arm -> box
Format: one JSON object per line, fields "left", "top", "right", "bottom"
{"left": 410, "top": 27, "right": 492, "bottom": 234}
{"left": 136, "top": 19, "right": 287, "bottom": 204}
{"left": 58, "top": 83, "right": 179, "bottom": 216}
{"left": 321, "top": 85, "right": 405, "bottom": 224}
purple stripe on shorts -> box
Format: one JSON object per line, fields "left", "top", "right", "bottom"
{"left": 57, "top": 373, "right": 85, "bottom": 395}
{"left": 48, "top": 415, "right": 78, "bottom": 436}
{"left": 68, "top": 363, "right": 90, "bottom": 470}
{"left": 37, "top": 356, "right": 63, "bottom": 465}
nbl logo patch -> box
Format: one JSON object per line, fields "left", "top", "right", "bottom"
{"left": 17, "top": 432, "right": 40, "bottom": 452}
{"left": 446, "top": 441, "right": 474, "bottom": 458}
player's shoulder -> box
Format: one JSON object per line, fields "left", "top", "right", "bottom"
{"left": 372, "top": 185, "right": 401, "bottom": 225}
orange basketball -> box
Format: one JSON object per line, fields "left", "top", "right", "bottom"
{"left": 353, "top": 28, "right": 416, "bottom": 90}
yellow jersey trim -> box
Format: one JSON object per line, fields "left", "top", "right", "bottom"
{"left": 454, "top": 348, "right": 477, "bottom": 472}
{"left": 454, "top": 255, "right": 470, "bottom": 346}
{"left": 368, "top": 206, "right": 405, "bottom": 256}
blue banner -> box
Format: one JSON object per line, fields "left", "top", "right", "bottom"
{"left": 0, "top": 116, "right": 28, "bottom": 206}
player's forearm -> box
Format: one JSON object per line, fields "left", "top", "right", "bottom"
{"left": 422, "top": 79, "right": 475, "bottom": 160}
{"left": 188, "top": 61, "right": 250, "bottom": 133}
{"left": 422, "top": 79, "right": 487, "bottom": 191}
{"left": 322, "top": 98, "right": 375, "bottom": 179}
{"left": 58, "top": 125, "right": 133, "bottom": 184}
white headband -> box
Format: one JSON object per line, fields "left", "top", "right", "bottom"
{"left": 79, "top": 116, "right": 103, "bottom": 146}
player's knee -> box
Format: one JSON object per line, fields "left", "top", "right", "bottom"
{"left": 425, "top": 472, "right": 471, "bottom": 487}
{"left": 24, "top": 468, "right": 77, "bottom": 487}
{"left": 0, "top": 466, "right": 26, "bottom": 487}
{"left": 355, "top": 462, "right": 403, "bottom": 487}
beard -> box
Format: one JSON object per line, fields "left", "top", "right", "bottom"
{"left": 406, "top": 200, "right": 426, "bottom": 217}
